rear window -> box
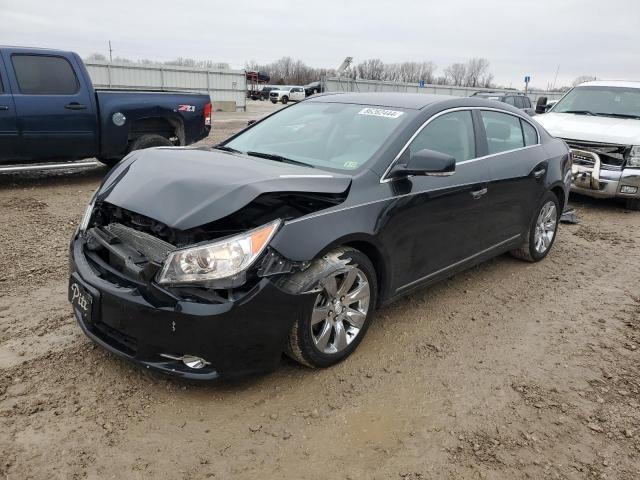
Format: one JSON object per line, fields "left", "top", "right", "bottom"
{"left": 514, "top": 97, "right": 524, "bottom": 108}
{"left": 11, "top": 54, "right": 79, "bottom": 95}
{"left": 480, "top": 110, "right": 525, "bottom": 154}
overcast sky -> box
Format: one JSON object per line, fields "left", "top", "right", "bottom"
{"left": 1, "top": 0, "right": 639, "bottom": 89}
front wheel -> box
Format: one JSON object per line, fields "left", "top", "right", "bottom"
{"left": 510, "top": 191, "right": 560, "bottom": 262}
{"left": 281, "top": 96, "right": 289, "bottom": 104}
{"left": 626, "top": 198, "right": 640, "bottom": 211}
{"left": 285, "top": 248, "right": 377, "bottom": 368}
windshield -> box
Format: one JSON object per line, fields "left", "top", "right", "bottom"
{"left": 224, "top": 102, "right": 410, "bottom": 171}
{"left": 552, "top": 86, "right": 640, "bottom": 118}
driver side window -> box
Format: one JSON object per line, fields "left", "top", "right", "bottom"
{"left": 409, "top": 110, "right": 476, "bottom": 162}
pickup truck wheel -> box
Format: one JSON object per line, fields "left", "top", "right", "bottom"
{"left": 285, "top": 248, "right": 377, "bottom": 369}
{"left": 271, "top": 100, "right": 277, "bottom": 104}
{"left": 128, "top": 134, "right": 173, "bottom": 154}
{"left": 510, "top": 191, "right": 560, "bottom": 262}
{"left": 625, "top": 198, "right": 640, "bottom": 211}
{"left": 281, "top": 96, "right": 289, "bottom": 104}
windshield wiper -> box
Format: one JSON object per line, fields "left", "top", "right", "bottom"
{"left": 563, "top": 110, "right": 599, "bottom": 116}
{"left": 246, "top": 151, "right": 314, "bottom": 168}
{"left": 595, "top": 112, "right": 640, "bottom": 120}
{"left": 213, "top": 144, "right": 242, "bottom": 153}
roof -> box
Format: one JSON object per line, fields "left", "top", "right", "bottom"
{"left": 578, "top": 80, "right": 640, "bottom": 89}
{"left": 308, "top": 92, "right": 456, "bottom": 109}
{"left": 473, "top": 91, "right": 526, "bottom": 97}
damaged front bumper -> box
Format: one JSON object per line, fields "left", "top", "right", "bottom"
{"left": 570, "top": 148, "right": 640, "bottom": 199}
{"left": 69, "top": 233, "right": 316, "bottom": 380}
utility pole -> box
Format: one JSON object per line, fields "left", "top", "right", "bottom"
{"left": 552, "top": 65, "right": 560, "bottom": 90}
{"left": 108, "top": 41, "right": 113, "bottom": 63}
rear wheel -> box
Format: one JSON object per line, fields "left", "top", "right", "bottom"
{"left": 285, "top": 248, "right": 377, "bottom": 368}
{"left": 510, "top": 191, "right": 560, "bottom": 262}
{"left": 128, "top": 134, "right": 173, "bottom": 153}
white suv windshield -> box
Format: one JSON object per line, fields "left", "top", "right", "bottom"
{"left": 553, "top": 86, "right": 640, "bottom": 119}
{"left": 225, "top": 102, "right": 410, "bottom": 171}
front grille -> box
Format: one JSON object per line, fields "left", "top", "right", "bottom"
{"left": 103, "top": 223, "right": 175, "bottom": 264}
{"left": 563, "top": 139, "right": 628, "bottom": 170}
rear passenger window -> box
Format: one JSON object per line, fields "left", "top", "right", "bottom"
{"left": 480, "top": 111, "right": 525, "bottom": 154}
{"left": 504, "top": 97, "right": 515, "bottom": 106}
{"left": 409, "top": 110, "right": 475, "bottom": 162}
{"left": 514, "top": 97, "right": 525, "bottom": 108}
{"left": 11, "top": 55, "right": 79, "bottom": 95}
{"left": 523, "top": 97, "right": 532, "bottom": 108}
{"left": 521, "top": 119, "right": 538, "bottom": 146}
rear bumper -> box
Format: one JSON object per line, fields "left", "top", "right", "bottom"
{"left": 69, "top": 235, "right": 314, "bottom": 380}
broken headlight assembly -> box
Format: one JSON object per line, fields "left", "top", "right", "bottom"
{"left": 626, "top": 146, "right": 640, "bottom": 168}
{"left": 157, "top": 219, "right": 281, "bottom": 285}
{"left": 79, "top": 189, "right": 99, "bottom": 232}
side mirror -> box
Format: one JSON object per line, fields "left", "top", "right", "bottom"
{"left": 388, "top": 149, "right": 456, "bottom": 179}
{"left": 535, "top": 96, "right": 548, "bottom": 114}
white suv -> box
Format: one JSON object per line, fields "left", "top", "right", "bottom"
{"left": 269, "top": 87, "right": 306, "bottom": 104}
{"left": 535, "top": 80, "right": 640, "bottom": 210}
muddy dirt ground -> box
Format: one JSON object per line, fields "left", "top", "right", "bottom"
{"left": 1, "top": 101, "right": 639, "bottom": 479}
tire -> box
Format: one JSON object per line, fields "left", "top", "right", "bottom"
{"left": 281, "top": 96, "right": 289, "bottom": 105}
{"left": 625, "top": 198, "right": 640, "bottom": 211}
{"left": 510, "top": 191, "right": 560, "bottom": 262}
{"left": 97, "top": 156, "right": 123, "bottom": 167}
{"left": 285, "top": 248, "right": 377, "bottom": 369}
{"left": 128, "top": 134, "right": 173, "bottom": 154}
{"left": 271, "top": 100, "right": 277, "bottom": 104}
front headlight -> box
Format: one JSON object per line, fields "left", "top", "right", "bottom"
{"left": 79, "top": 189, "right": 99, "bottom": 232}
{"left": 157, "top": 219, "right": 281, "bottom": 285}
{"left": 627, "top": 146, "right": 640, "bottom": 168}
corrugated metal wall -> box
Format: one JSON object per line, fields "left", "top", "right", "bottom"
{"left": 85, "top": 62, "right": 247, "bottom": 110}
{"left": 323, "top": 77, "right": 565, "bottom": 102}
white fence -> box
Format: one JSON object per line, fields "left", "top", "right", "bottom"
{"left": 85, "top": 62, "right": 247, "bottom": 111}
{"left": 322, "top": 77, "right": 565, "bottom": 103}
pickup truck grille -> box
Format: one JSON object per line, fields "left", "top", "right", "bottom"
{"left": 563, "top": 139, "right": 629, "bottom": 170}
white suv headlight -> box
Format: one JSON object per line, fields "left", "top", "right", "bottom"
{"left": 627, "top": 146, "right": 640, "bottom": 168}
{"left": 157, "top": 220, "right": 281, "bottom": 285}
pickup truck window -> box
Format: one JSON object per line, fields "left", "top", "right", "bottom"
{"left": 11, "top": 54, "right": 79, "bottom": 95}
{"left": 514, "top": 96, "right": 524, "bottom": 109}
{"left": 523, "top": 97, "right": 532, "bottom": 108}
{"left": 553, "top": 85, "right": 640, "bottom": 118}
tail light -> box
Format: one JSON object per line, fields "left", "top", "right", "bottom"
{"left": 203, "top": 102, "right": 212, "bottom": 126}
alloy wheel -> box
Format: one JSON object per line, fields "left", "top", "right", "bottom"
{"left": 533, "top": 201, "right": 557, "bottom": 254}
{"left": 311, "top": 267, "right": 371, "bottom": 354}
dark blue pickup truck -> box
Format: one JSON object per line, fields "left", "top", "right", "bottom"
{"left": 0, "top": 47, "right": 212, "bottom": 166}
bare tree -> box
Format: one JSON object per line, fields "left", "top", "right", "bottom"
{"left": 85, "top": 53, "right": 107, "bottom": 62}
{"left": 464, "top": 58, "right": 490, "bottom": 87}
{"left": 572, "top": 75, "right": 597, "bottom": 87}
{"left": 356, "top": 59, "right": 385, "bottom": 81}
{"left": 444, "top": 63, "right": 467, "bottom": 86}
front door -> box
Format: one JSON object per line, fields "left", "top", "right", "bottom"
{"left": 3, "top": 50, "right": 97, "bottom": 161}
{"left": 0, "top": 56, "right": 20, "bottom": 161}
{"left": 379, "top": 110, "right": 493, "bottom": 294}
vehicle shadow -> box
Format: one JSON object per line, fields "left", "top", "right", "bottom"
{"left": 0, "top": 164, "right": 109, "bottom": 189}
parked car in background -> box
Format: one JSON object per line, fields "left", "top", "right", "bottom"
{"left": 260, "top": 86, "right": 279, "bottom": 101}
{"left": 472, "top": 91, "right": 535, "bottom": 116}
{"left": 70, "top": 92, "right": 570, "bottom": 380}
{"left": 535, "top": 80, "right": 640, "bottom": 210}
{"left": 304, "top": 81, "right": 323, "bottom": 96}
{"left": 0, "top": 46, "right": 212, "bottom": 167}
{"left": 269, "top": 86, "right": 306, "bottom": 104}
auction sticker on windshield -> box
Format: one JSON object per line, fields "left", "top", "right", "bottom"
{"left": 358, "top": 108, "right": 404, "bottom": 119}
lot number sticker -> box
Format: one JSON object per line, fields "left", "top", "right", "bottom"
{"left": 358, "top": 108, "right": 404, "bottom": 119}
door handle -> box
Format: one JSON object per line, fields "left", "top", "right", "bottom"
{"left": 470, "top": 187, "right": 488, "bottom": 199}
{"left": 0, "top": 105, "right": 9, "bottom": 111}
{"left": 65, "top": 102, "right": 87, "bottom": 110}
{"left": 533, "top": 167, "right": 546, "bottom": 179}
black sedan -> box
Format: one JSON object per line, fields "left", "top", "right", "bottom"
{"left": 69, "top": 93, "right": 572, "bottom": 379}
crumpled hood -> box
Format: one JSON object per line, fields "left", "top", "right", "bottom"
{"left": 535, "top": 112, "right": 640, "bottom": 145}
{"left": 98, "top": 148, "right": 351, "bottom": 230}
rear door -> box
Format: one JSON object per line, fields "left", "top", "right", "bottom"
{"left": 3, "top": 50, "right": 97, "bottom": 161}
{"left": 478, "top": 109, "right": 547, "bottom": 243}
{"left": 380, "top": 109, "right": 494, "bottom": 293}
{"left": 0, "top": 53, "right": 20, "bottom": 161}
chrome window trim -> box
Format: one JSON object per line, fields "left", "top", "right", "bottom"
{"left": 380, "top": 106, "right": 541, "bottom": 183}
